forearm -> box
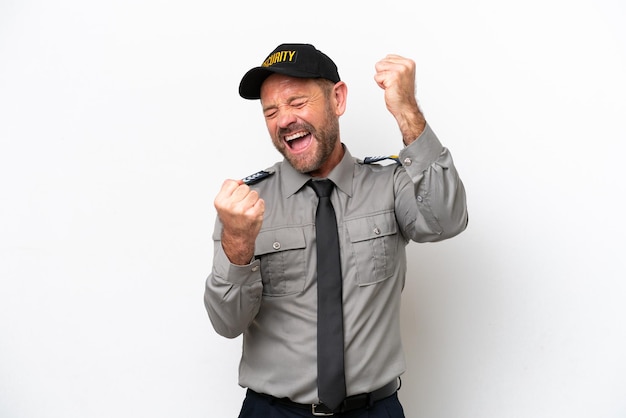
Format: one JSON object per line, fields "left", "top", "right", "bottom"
{"left": 204, "top": 242, "right": 263, "bottom": 338}
{"left": 221, "top": 229, "right": 256, "bottom": 265}
{"left": 395, "top": 103, "right": 427, "bottom": 146}
{"left": 396, "top": 124, "right": 468, "bottom": 242}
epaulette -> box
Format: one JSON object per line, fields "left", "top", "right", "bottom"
{"left": 241, "top": 168, "right": 275, "bottom": 185}
{"left": 361, "top": 155, "right": 401, "bottom": 165}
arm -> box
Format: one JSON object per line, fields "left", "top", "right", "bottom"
{"left": 204, "top": 179, "right": 265, "bottom": 338}
{"left": 375, "top": 54, "right": 467, "bottom": 241}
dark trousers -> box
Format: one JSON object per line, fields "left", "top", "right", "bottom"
{"left": 237, "top": 389, "right": 406, "bottom": 418}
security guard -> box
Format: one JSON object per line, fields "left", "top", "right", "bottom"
{"left": 205, "top": 43, "right": 468, "bottom": 417}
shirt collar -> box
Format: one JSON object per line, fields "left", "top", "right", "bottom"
{"left": 280, "top": 144, "right": 355, "bottom": 198}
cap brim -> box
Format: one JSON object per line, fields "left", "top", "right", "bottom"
{"left": 238, "top": 66, "right": 329, "bottom": 100}
{"left": 238, "top": 67, "right": 274, "bottom": 100}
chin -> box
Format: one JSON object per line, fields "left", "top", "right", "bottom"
{"left": 288, "top": 157, "right": 320, "bottom": 174}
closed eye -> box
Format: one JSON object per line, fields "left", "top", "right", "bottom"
{"left": 264, "top": 108, "right": 278, "bottom": 119}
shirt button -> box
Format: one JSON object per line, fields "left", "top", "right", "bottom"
{"left": 417, "top": 195, "right": 423, "bottom": 202}
{"left": 403, "top": 157, "right": 412, "bottom": 166}
{"left": 251, "top": 265, "right": 259, "bottom": 272}
{"left": 373, "top": 227, "right": 381, "bottom": 235}
{"left": 272, "top": 242, "right": 281, "bottom": 250}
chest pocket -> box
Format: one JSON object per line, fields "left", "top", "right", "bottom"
{"left": 345, "top": 211, "right": 398, "bottom": 286}
{"left": 255, "top": 227, "right": 307, "bottom": 296}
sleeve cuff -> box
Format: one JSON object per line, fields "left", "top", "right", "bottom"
{"left": 214, "top": 244, "right": 262, "bottom": 286}
{"left": 398, "top": 123, "right": 445, "bottom": 174}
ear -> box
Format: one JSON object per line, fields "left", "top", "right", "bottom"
{"left": 332, "top": 81, "right": 348, "bottom": 117}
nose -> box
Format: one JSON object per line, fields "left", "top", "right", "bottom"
{"left": 276, "top": 107, "right": 297, "bottom": 129}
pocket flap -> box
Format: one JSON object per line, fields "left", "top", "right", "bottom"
{"left": 255, "top": 227, "right": 306, "bottom": 256}
{"left": 345, "top": 211, "right": 397, "bottom": 243}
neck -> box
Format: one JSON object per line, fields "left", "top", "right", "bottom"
{"left": 309, "top": 141, "right": 344, "bottom": 178}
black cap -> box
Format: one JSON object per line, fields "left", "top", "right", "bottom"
{"left": 238, "top": 43, "right": 341, "bottom": 100}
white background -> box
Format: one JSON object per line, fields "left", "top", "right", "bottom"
{"left": 1, "top": 0, "right": 625, "bottom": 417}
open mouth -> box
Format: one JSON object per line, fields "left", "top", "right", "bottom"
{"left": 284, "top": 131, "right": 313, "bottom": 152}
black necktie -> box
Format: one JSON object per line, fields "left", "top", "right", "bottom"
{"left": 308, "top": 179, "right": 346, "bottom": 411}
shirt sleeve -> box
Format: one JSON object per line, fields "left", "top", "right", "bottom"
{"left": 204, "top": 220, "right": 264, "bottom": 338}
{"left": 395, "top": 123, "right": 468, "bottom": 242}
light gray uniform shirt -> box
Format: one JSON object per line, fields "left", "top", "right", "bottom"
{"left": 204, "top": 124, "right": 468, "bottom": 404}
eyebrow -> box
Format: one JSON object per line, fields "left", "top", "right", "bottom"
{"left": 262, "top": 95, "right": 308, "bottom": 113}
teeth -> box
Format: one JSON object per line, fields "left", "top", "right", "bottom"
{"left": 285, "top": 132, "right": 307, "bottom": 142}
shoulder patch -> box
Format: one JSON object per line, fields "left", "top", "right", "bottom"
{"left": 242, "top": 169, "right": 275, "bottom": 185}
{"left": 362, "top": 155, "right": 401, "bottom": 165}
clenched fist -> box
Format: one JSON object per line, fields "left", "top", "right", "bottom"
{"left": 214, "top": 179, "right": 265, "bottom": 265}
{"left": 374, "top": 54, "right": 426, "bottom": 145}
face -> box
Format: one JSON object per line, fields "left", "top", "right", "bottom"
{"left": 260, "top": 74, "right": 346, "bottom": 177}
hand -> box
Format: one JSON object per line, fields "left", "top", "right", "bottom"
{"left": 374, "top": 54, "right": 426, "bottom": 144}
{"left": 214, "top": 179, "right": 265, "bottom": 265}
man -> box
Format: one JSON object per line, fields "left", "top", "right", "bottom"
{"left": 205, "top": 43, "right": 468, "bottom": 417}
